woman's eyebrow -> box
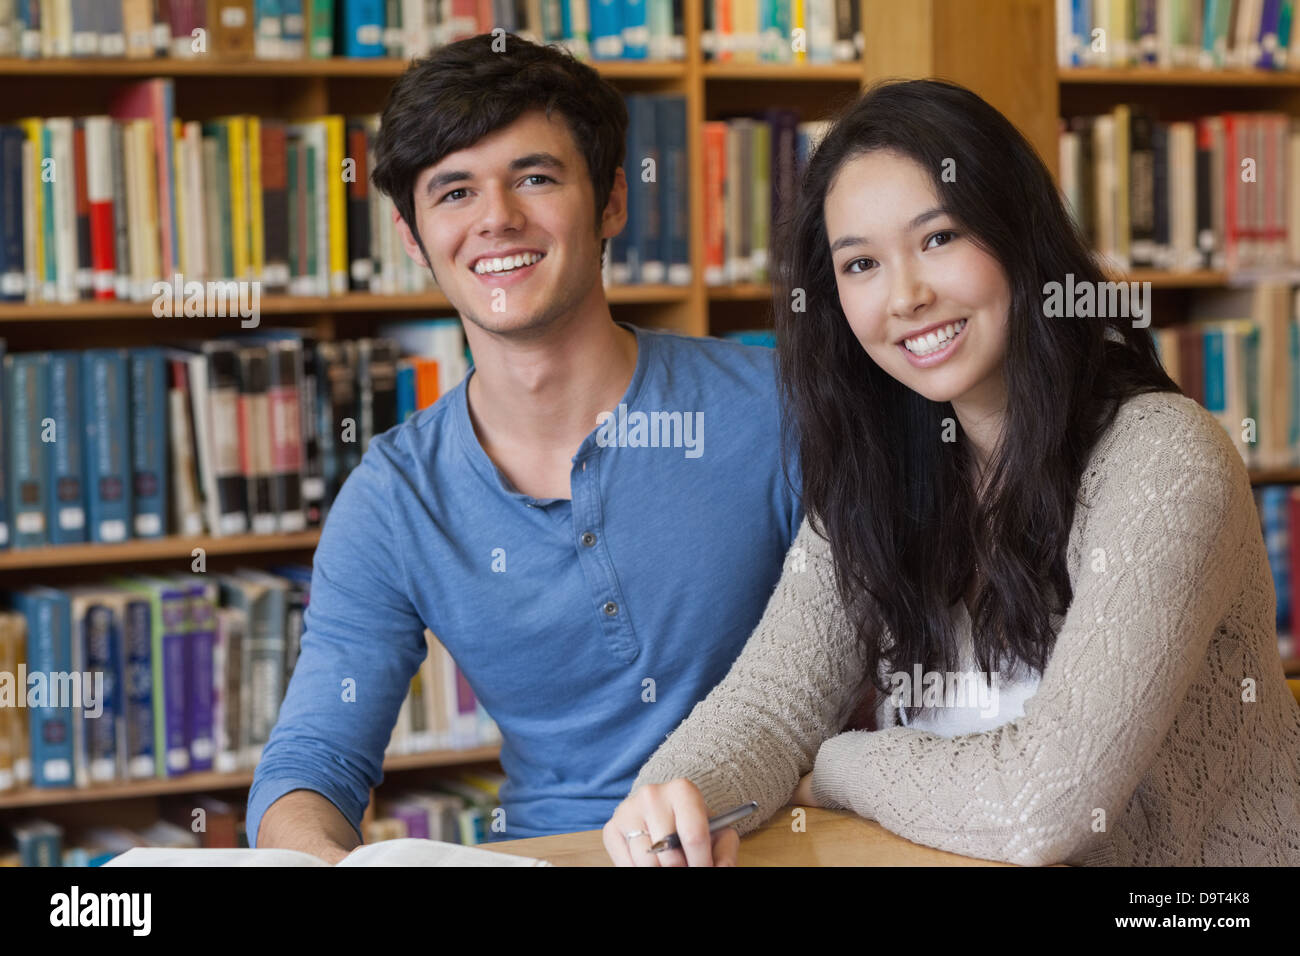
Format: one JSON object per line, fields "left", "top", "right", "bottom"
{"left": 829, "top": 207, "right": 949, "bottom": 254}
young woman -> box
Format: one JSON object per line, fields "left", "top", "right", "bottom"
{"left": 603, "top": 79, "right": 1300, "bottom": 867}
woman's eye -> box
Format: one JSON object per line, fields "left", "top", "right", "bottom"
{"left": 926, "top": 230, "right": 958, "bottom": 249}
{"left": 845, "top": 257, "right": 876, "bottom": 274}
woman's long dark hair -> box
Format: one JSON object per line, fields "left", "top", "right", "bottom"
{"left": 774, "top": 79, "right": 1180, "bottom": 719}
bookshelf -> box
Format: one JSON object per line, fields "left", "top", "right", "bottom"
{"left": 7, "top": 0, "right": 1296, "bottom": 850}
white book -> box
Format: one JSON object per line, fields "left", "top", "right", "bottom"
{"left": 106, "top": 838, "right": 551, "bottom": 867}
{"left": 47, "top": 118, "right": 79, "bottom": 304}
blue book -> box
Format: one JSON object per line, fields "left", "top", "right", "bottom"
{"left": 1259, "top": 486, "right": 1291, "bottom": 633}
{"left": 255, "top": 0, "right": 283, "bottom": 59}
{"left": 657, "top": 96, "right": 689, "bottom": 285}
{"left": 0, "top": 127, "right": 24, "bottom": 302}
{"left": 1202, "top": 326, "right": 1226, "bottom": 415}
{"left": 14, "top": 587, "right": 74, "bottom": 788}
{"left": 622, "top": 0, "right": 648, "bottom": 58}
{"left": 108, "top": 588, "right": 154, "bottom": 780}
{"left": 281, "top": 0, "right": 306, "bottom": 57}
{"left": 396, "top": 360, "right": 416, "bottom": 422}
{"left": 590, "top": 0, "right": 624, "bottom": 58}
{"left": 81, "top": 349, "right": 132, "bottom": 544}
{"left": 339, "top": 0, "right": 384, "bottom": 57}
{"left": 724, "top": 330, "right": 776, "bottom": 348}
{"left": 631, "top": 92, "right": 660, "bottom": 281}
{"left": 1260, "top": 0, "right": 1283, "bottom": 68}
{"left": 0, "top": 339, "right": 7, "bottom": 550}
{"left": 128, "top": 348, "right": 167, "bottom": 539}
{"left": 66, "top": 590, "right": 123, "bottom": 786}
{"left": 112, "top": 576, "right": 190, "bottom": 778}
{"left": 45, "top": 352, "right": 86, "bottom": 545}
{"left": 5, "top": 352, "right": 49, "bottom": 549}
{"left": 172, "top": 575, "right": 216, "bottom": 773}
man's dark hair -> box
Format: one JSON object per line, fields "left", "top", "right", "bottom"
{"left": 371, "top": 32, "right": 628, "bottom": 265}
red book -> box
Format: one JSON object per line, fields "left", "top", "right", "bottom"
{"left": 84, "top": 117, "right": 118, "bottom": 300}
{"left": 703, "top": 122, "right": 727, "bottom": 285}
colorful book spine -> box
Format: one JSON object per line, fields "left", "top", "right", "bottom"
{"left": 117, "top": 591, "right": 155, "bottom": 779}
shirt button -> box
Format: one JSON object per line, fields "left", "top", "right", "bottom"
{"left": 603, "top": 601, "right": 618, "bottom": 616}
{"left": 581, "top": 532, "right": 597, "bottom": 547}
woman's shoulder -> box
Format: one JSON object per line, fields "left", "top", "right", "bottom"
{"left": 1077, "top": 388, "right": 1252, "bottom": 513}
{"left": 1081, "top": 390, "right": 1242, "bottom": 486}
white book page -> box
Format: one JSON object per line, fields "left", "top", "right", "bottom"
{"left": 335, "top": 839, "right": 550, "bottom": 868}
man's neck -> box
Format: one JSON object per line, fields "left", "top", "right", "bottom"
{"left": 464, "top": 301, "right": 639, "bottom": 467}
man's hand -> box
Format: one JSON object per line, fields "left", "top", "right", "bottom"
{"left": 602, "top": 779, "right": 740, "bottom": 867}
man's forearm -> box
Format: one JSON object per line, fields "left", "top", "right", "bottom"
{"left": 256, "top": 789, "right": 363, "bottom": 864}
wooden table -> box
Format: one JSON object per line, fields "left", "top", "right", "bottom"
{"left": 486, "top": 806, "right": 1016, "bottom": 866}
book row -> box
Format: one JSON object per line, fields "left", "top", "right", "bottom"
{"left": 700, "top": 0, "right": 862, "bottom": 63}
{"left": 0, "top": 0, "right": 690, "bottom": 61}
{"left": 1058, "top": 108, "right": 1300, "bottom": 274}
{"left": 0, "top": 569, "right": 500, "bottom": 793}
{"left": 700, "top": 114, "right": 828, "bottom": 286}
{"left": 3, "top": 772, "right": 507, "bottom": 865}
{"left": 0, "top": 84, "right": 691, "bottom": 304}
{"left": 1151, "top": 283, "right": 1300, "bottom": 469}
{"left": 1056, "top": 0, "right": 1300, "bottom": 71}
{"left": 0, "top": 320, "right": 468, "bottom": 549}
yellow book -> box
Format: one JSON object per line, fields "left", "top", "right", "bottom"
{"left": 793, "top": 0, "right": 805, "bottom": 63}
{"left": 248, "top": 115, "right": 265, "bottom": 285}
{"left": 18, "top": 118, "right": 45, "bottom": 299}
{"left": 324, "top": 115, "right": 347, "bottom": 295}
{"left": 227, "top": 116, "right": 250, "bottom": 282}
{"left": 1112, "top": 103, "right": 1130, "bottom": 269}
{"left": 138, "top": 120, "right": 160, "bottom": 295}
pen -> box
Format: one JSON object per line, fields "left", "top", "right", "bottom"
{"left": 647, "top": 801, "right": 759, "bottom": 853}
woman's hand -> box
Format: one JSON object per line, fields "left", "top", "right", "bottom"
{"left": 602, "top": 779, "right": 740, "bottom": 867}
{"left": 792, "top": 771, "right": 821, "bottom": 808}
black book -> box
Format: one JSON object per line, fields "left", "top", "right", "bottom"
{"left": 235, "top": 345, "right": 275, "bottom": 535}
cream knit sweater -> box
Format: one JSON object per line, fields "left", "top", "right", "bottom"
{"left": 631, "top": 391, "right": 1300, "bottom": 865}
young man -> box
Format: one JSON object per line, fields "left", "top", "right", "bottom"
{"left": 246, "top": 32, "right": 801, "bottom": 860}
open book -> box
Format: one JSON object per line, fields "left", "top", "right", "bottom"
{"left": 104, "top": 838, "right": 551, "bottom": 867}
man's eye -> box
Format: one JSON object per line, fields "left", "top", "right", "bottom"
{"left": 524, "top": 174, "right": 554, "bottom": 185}
{"left": 439, "top": 188, "right": 467, "bottom": 204}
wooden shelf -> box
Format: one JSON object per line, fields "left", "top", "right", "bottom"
{"left": 1060, "top": 67, "right": 1300, "bottom": 87}
{"left": 0, "top": 56, "right": 686, "bottom": 80}
{"left": 0, "top": 284, "right": 690, "bottom": 321}
{"left": 702, "top": 61, "right": 864, "bottom": 81}
{"left": 0, "top": 530, "right": 321, "bottom": 571}
{"left": 0, "top": 745, "right": 501, "bottom": 809}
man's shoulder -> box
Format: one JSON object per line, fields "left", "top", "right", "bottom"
{"left": 363, "top": 383, "right": 464, "bottom": 470}
{"left": 642, "top": 328, "right": 780, "bottom": 393}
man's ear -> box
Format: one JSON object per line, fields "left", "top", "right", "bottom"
{"left": 600, "top": 165, "right": 628, "bottom": 241}
{"left": 394, "top": 208, "right": 431, "bottom": 269}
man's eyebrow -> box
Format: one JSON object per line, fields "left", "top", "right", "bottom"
{"left": 423, "top": 153, "right": 568, "bottom": 197}
{"left": 828, "top": 207, "right": 949, "bottom": 254}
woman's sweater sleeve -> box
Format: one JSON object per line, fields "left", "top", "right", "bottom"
{"left": 630, "top": 516, "right": 869, "bottom": 836}
{"left": 810, "top": 399, "right": 1257, "bottom": 866}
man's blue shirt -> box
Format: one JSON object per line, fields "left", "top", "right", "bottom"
{"left": 246, "top": 322, "right": 803, "bottom": 844}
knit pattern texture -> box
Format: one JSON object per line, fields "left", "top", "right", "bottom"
{"left": 631, "top": 391, "right": 1300, "bottom": 865}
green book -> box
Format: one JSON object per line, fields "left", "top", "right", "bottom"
{"left": 308, "top": 0, "right": 334, "bottom": 58}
